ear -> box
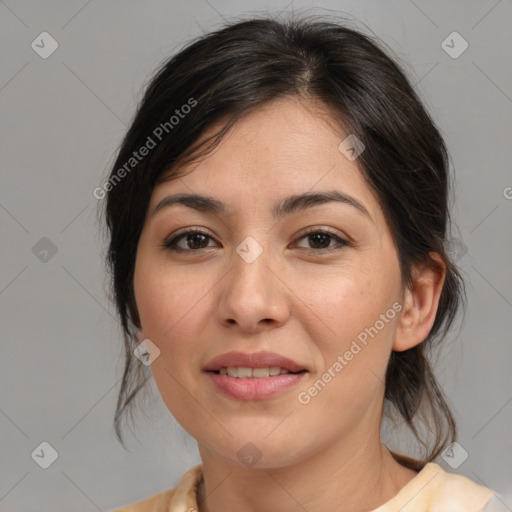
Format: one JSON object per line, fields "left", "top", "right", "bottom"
{"left": 393, "top": 254, "right": 446, "bottom": 352}
{"left": 136, "top": 328, "right": 146, "bottom": 342}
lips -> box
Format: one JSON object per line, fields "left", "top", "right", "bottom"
{"left": 203, "top": 351, "right": 309, "bottom": 400}
{"left": 203, "top": 351, "right": 307, "bottom": 374}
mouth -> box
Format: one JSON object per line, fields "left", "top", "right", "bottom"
{"left": 203, "top": 351, "right": 308, "bottom": 400}
{"left": 211, "top": 366, "right": 306, "bottom": 378}
{"left": 203, "top": 350, "right": 307, "bottom": 373}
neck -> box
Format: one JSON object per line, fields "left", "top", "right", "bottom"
{"left": 196, "top": 431, "right": 417, "bottom": 512}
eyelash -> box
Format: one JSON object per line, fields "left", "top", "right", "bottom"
{"left": 161, "top": 227, "right": 350, "bottom": 253}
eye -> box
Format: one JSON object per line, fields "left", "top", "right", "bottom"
{"left": 294, "top": 228, "right": 350, "bottom": 252}
{"left": 161, "top": 227, "right": 350, "bottom": 253}
{"left": 161, "top": 228, "right": 217, "bottom": 252}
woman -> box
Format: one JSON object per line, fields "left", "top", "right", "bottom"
{"left": 103, "top": 16, "right": 497, "bottom": 512}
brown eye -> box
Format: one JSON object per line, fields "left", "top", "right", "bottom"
{"left": 295, "top": 229, "right": 349, "bottom": 251}
{"left": 162, "top": 229, "right": 216, "bottom": 251}
{"left": 161, "top": 227, "right": 349, "bottom": 253}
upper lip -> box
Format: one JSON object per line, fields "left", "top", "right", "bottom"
{"left": 203, "top": 351, "right": 307, "bottom": 373}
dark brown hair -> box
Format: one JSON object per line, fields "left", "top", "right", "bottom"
{"left": 100, "top": 15, "right": 464, "bottom": 464}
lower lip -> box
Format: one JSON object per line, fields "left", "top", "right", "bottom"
{"left": 205, "top": 371, "right": 307, "bottom": 400}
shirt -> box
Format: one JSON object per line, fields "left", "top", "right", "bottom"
{"left": 112, "top": 462, "right": 496, "bottom": 512}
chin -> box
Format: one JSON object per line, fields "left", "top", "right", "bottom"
{"left": 208, "top": 435, "right": 307, "bottom": 471}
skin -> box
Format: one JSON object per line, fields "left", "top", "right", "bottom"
{"left": 133, "top": 96, "right": 445, "bottom": 512}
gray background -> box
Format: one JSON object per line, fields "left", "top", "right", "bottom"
{"left": 1, "top": 1, "right": 511, "bottom": 511}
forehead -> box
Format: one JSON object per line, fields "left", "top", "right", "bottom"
{"left": 152, "top": 97, "right": 381, "bottom": 222}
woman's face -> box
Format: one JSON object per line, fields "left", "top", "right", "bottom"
{"left": 134, "top": 97, "right": 405, "bottom": 468}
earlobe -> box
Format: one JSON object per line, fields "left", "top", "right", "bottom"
{"left": 393, "top": 255, "right": 446, "bottom": 352}
{"left": 137, "top": 328, "right": 146, "bottom": 342}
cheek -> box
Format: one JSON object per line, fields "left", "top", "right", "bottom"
{"left": 301, "top": 267, "right": 396, "bottom": 347}
{"left": 134, "top": 250, "right": 212, "bottom": 342}
{"left": 133, "top": 258, "right": 214, "bottom": 428}
{"left": 298, "top": 266, "right": 399, "bottom": 400}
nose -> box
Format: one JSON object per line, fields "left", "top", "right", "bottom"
{"left": 216, "top": 242, "right": 291, "bottom": 334}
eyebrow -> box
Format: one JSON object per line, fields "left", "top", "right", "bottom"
{"left": 151, "top": 190, "right": 371, "bottom": 220}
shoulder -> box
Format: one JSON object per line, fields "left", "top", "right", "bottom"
{"left": 429, "top": 464, "right": 495, "bottom": 512}
{"left": 111, "top": 488, "right": 177, "bottom": 512}
{"left": 374, "top": 462, "right": 496, "bottom": 512}
{"left": 111, "top": 464, "right": 203, "bottom": 512}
